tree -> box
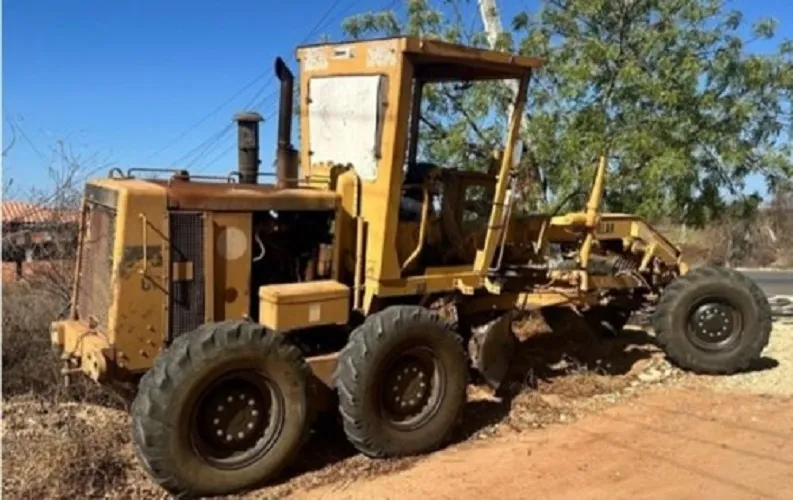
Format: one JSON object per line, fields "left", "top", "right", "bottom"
{"left": 341, "top": 0, "right": 793, "bottom": 224}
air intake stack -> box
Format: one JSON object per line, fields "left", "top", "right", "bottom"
{"left": 235, "top": 111, "right": 263, "bottom": 184}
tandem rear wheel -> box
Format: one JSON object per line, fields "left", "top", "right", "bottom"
{"left": 131, "top": 320, "right": 315, "bottom": 499}
{"left": 334, "top": 305, "right": 469, "bottom": 457}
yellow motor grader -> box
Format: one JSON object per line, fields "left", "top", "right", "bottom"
{"left": 51, "top": 36, "right": 772, "bottom": 498}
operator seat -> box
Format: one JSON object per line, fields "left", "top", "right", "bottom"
{"left": 399, "top": 162, "right": 438, "bottom": 221}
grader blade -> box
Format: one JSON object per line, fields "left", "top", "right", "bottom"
{"left": 468, "top": 311, "right": 517, "bottom": 389}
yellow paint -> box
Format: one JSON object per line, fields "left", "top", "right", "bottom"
{"left": 296, "top": 36, "right": 540, "bottom": 309}
{"left": 258, "top": 280, "right": 349, "bottom": 332}
{"left": 210, "top": 213, "right": 252, "bottom": 322}
{"left": 53, "top": 36, "right": 697, "bottom": 388}
{"left": 107, "top": 179, "right": 168, "bottom": 371}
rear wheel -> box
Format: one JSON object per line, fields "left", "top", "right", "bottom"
{"left": 652, "top": 265, "right": 772, "bottom": 374}
{"left": 131, "top": 321, "right": 314, "bottom": 498}
{"left": 334, "top": 306, "right": 468, "bottom": 457}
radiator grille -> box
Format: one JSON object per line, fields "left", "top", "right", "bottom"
{"left": 76, "top": 203, "right": 116, "bottom": 329}
{"left": 169, "top": 212, "right": 205, "bottom": 340}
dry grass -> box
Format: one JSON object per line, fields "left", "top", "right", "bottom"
{"left": 1, "top": 399, "right": 144, "bottom": 499}
{"left": 2, "top": 267, "right": 138, "bottom": 499}
{"left": 657, "top": 206, "right": 793, "bottom": 268}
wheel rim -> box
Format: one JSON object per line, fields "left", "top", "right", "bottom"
{"left": 378, "top": 346, "right": 445, "bottom": 431}
{"left": 686, "top": 299, "right": 743, "bottom": 351}
{"left": 190, "top": 370, "right": 284, "bottom": 470}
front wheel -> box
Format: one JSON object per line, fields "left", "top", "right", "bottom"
{"left": 131, "top": 321, "right": 314, "bottom": 498}
{"left": 652, "top": 265, "right": 772, "bottom": 374}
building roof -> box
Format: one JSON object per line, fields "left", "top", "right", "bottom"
{"left": 2, "top": 200, "right": 80, "bottom": 225}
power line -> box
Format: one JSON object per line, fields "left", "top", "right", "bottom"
{"left": 188, "top": 0, "right": 404, "bottom": 173}
{"left": 11, "top": 116, "right": 49, "bottom": 164}
{"left": 173, "top": 0, "right": 361, "bottom": 169}
{"left": 4, "top": 0, "right": 393, "bottom": 227}
{"left": 141, "top": 73, "right": 275, "bottom": 165}
{"left": 179, "top": 84, "right": 280, "bottom": 170}
{"left": 193, "top": 109, "right": 277, "bottom": 174}
{"left": 160, "top": 0, "right": 353, "bottom": 169}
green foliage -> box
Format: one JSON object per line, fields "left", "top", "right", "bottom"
{"left": 338, "top": 0, "right": 793, "bottom": 225}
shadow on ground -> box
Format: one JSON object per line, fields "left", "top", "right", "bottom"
{"left": 265, "top": 320, "right": 666, "bottom": 496}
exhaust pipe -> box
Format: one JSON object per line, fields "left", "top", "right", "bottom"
{"left": 275, "top": 57, "right": 298, "bottom": 189}
{"left": 234, "top": 111, "right": 263, "bottom": 184}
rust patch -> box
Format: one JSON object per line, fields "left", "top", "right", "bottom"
{"left": 119, "top": 245, "right": 163, "bottom": 278}
{"left": 166, "top": 181, "right": 338, "bottom": 212}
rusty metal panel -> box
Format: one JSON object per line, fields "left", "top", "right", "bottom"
{"left": 210, "top": 212, "right": 252, "bottom": 322}
{"left": 168, "top": 212, "right": 205, "bottom": 340}
{"left": 76, "top": 202, "right": 116, "bottom": 329}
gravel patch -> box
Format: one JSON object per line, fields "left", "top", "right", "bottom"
{"left": 704, "top": 322, "right": 793, "bottom": 396}
{"left": 768, "top": 295, "right": 793, "bottom": 322}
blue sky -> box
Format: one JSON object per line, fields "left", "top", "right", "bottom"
{"left": 2, "top": 0, "right": 791, "bottom": 199}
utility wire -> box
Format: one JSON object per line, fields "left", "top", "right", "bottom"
{"left": 189, "top": 0, "right": 404, "bottom": 174}
{"left": 11, "top": 116, "right": 49, "bottom": 164}
{"left": 139, "top": 0, "right": 352, "bottom": 164}
{"left": 3, "top": 0, "right": 377, "bottom": 228}
{"left": 141, "top": 74, "right": 275, "bottom": 165}
{"left": 180, "top": 0, "right": 365, "bottom": 170}
{"left": 165, "top": 0, "right": 353, "bottom": 169}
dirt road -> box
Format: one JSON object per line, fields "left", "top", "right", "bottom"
{"left": 4, "top": 324, "right": 792, "bottom": 499}
{"left": 296, "top": 387, "right": 793, "bottom": 500}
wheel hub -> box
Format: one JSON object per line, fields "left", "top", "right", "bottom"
{"left": 191, "top": 372, "right": 280, "bottom": 469}
{"left": 688, "top": 302, "right": 739, "bottom": 347}
{"left": 379, "top": 348, "right": 443, "bottom": 429}
{"left": 384, "top": 360, "right": 431, "bottom": 416}
{"left": 203, "top": 386, "right": 267, "bottom": 448}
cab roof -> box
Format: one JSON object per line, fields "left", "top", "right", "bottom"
{"left": 296, "top": 36, "right": 544, "bottom": 81}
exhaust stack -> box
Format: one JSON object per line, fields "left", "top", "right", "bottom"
{"left": 235, "top": 111, "right": 263, "bottom": 184}
{"left": 275, "top": 57, "right": 298, "bottom": 189}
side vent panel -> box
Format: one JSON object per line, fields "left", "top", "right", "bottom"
{"left": 169, "top": 212, "right": 205, "bottom": 340}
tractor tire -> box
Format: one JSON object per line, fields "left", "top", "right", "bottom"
{"left": 131, "top": 320, "right": 314, "bottom": 499}
{"left": 652, "top": 265, "right": 772, "bottom": 374}
{"left": 334, "top": 305, "right": 468, "bottom": 458}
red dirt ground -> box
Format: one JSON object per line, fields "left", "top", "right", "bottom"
{"left": 294, "top": 386, "right": 793, "bottom": 500}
